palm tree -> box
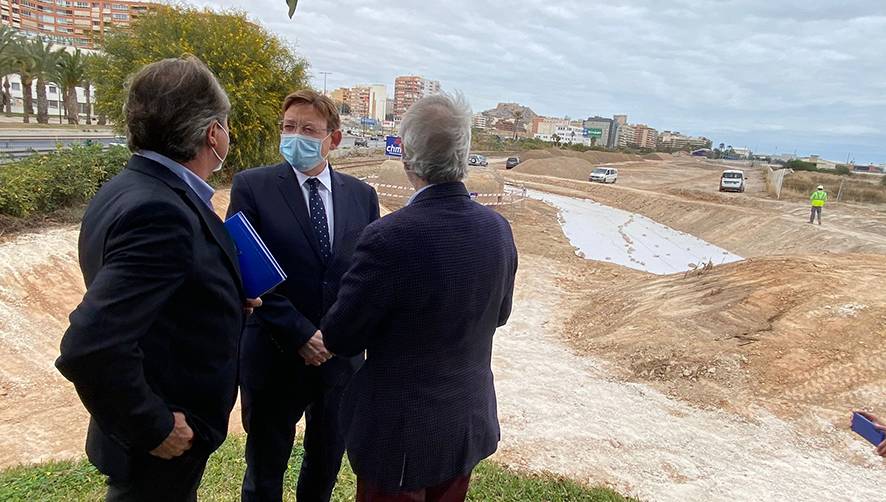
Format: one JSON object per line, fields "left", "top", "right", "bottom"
{"left": 0, "top": 26, "right": 19, "bottom": 116}
{"left": 512, "top": 110, "right": 524, "bottom": 140}
{"left": 20, "top": 38, "right": 62, "bottom": 124}
{"left": 13, "top": 44, "right": 37, "bottom": 123}
{"left": 54, "top": 49, "right": 87, "bottom": 124}
{"left": 82, "top": 53, "right": 100, "bottom": 125}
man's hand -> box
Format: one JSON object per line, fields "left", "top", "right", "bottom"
{"left": 149, "top": 411, "right": 194, "bottom": 459}
{"left": 244, "top": 297, "right": 263, "bottom": 317}
{"left": 298, "top": 330, "right": 332, "bottom": 366}
{"left": 856, "top": 411, "right": 886, "bottom": 457}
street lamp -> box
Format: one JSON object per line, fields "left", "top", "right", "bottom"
{"left": 319, "top": 71, "right": 331, "bottom": 95}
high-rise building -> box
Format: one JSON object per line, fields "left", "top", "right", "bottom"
{"left": 633, "top": 124, "right": 658, "bottom": 149}
{"left": 615, "top": 123, "right": 657, "bottom": 149}
{"left": 616, "top": 123, "right": 635, "bottom": 148}
{"left": 609, "top": 114, "right": 628, "bottom": 149}
{"left": 368, "top": 84, "right": 386, "bottom": 123}
{"left": 582, "top": 116, "right": 613, "bottom": 148}
{"left": 472, "top": 113, "right": 488, "bottom": 129}
{"left": 347, "top": 84, "right": 386, "bottom": 123}
{"left": 0, "top": 0, "right": 157, "bottom": 49}
{"left": 347, "top": 86, "right": 371, "bottom": 120}
{"left": 329, "top": 87, "right": 350, "bottom": 106}
{"left": 393, "top": 75, "right": 440, "bottom": 119}
{"left": 657, "top": 131, "right": 712, "bottom": 150}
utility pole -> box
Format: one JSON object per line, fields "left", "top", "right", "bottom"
{"left": 319, "top": 71, "right": 332, "bottom": 95}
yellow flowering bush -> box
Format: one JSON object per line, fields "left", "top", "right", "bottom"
{"left": 91, "top": 6, "right": 309, "bottom": 174}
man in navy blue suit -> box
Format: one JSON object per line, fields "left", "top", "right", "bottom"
{"left": 321, "top": 93, "right": 518, "bottom": 502}
{"left": 228, "top": 89, "right": 379, "bottom": 502}
{"left": 56, "top": 56, "right": 260, "bottom": 501}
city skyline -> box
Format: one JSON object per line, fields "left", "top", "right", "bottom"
{"left": 188, "top": 0, "right": 885, "bottom": 164}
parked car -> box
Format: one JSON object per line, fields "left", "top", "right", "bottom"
{"left": 506, "top": 156, "right": 520, "bottom": 169}
{"left": 468, "top": 154, "right": 488, "bottom": 167}
{"left": 354, "top": 137, "right": 368, "bottom": 147}
{"left": 719, "top": 169, "right": 746, "bottom": 192}
{"left": 589, "top": 166, "right": 618, "bottom": 183}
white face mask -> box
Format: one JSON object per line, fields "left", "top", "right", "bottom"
{"left": 211, "top": 121, "right": 229, "bottom": 172}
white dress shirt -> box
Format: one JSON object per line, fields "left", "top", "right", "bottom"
{"left": 294, "top": 162, "right": 334, "bottom": 249}
{"left": 137, "top": 150, "right": 215, "bottom": 210}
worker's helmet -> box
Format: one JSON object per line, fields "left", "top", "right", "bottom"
{"left": 817, "top": 185, "right": 824, "bottom": 190}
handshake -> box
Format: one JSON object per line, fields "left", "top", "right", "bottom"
{"left": 299, "top": 330, "right": 333, "bottom": 366}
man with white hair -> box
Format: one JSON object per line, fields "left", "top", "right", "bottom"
{"left": 321, "top": 93, "right": 518, "bottom": 501}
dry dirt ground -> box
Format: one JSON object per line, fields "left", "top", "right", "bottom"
{"left": 2, "top": 157, "right": 886, "bottom": 499}
{"left": 493, "top": 201, "right": 886, "bottom": 499}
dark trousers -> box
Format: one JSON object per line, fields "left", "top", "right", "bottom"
{"left": 356, "top": 474, "right": 472, "bottom": 502}
{"left": 240, "top": 369, "right": 347, "bottom": 502}
{"left": 810, "top": 206, "right": 822, "bottom": 224}
{"left": 105, "top": 446, "right": 210, "bottom": 502}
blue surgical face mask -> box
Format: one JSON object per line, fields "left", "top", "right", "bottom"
{"left": 280, "top": 133, "right": 330, "bottom": 172}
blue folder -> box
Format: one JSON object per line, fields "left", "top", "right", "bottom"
{"left": 852, "top": 412, "right": 886, "bottom": 446}
{"left": 224, "top": 211, "right": 287, "bottom": 298}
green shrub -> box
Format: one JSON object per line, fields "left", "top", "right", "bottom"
{"left": 0, "top": 145, "right": 130, "bottom": 218}
{"left": 784, "top": 159, "right": 818, "bottom": 172}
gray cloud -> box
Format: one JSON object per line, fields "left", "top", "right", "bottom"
{"left": 187, "top": 0, "right": 885, "bottom": 163}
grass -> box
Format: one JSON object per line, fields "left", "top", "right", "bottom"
{"left": 0, "top": 435, "right": 630, "bottom": 501}
{"left": 781, "top": 170, "right": 886, "bottom": 205}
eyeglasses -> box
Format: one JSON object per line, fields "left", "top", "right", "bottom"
{"left": 279, "top": 121, "right": 333, "bottom": 138}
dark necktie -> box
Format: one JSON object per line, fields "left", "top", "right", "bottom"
{"left": 306, "top": 178, "right": 331, "bottom": 262}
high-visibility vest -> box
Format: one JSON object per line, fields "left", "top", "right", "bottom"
{"left": 811, "top": 190, "right": 828, "bottom": 207}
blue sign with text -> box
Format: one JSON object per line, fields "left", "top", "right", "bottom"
{"left": 385, "top": 136, "right": 402, "bottom": 158}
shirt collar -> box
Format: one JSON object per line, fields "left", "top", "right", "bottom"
{"left": 136, "top": 150, "right": 215, "bottom": 209}
{"left": 294, "top": 161, "right": 332, "bottom": 192}
{"left": 407, "top": 183, "right": 435, "bottom": 206}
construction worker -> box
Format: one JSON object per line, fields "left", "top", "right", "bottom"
{"left": 809, "top": 184, "right": 828, "bottom": 225}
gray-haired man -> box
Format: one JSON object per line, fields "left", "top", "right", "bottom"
{"left": 321, "top": 93, "right": 518, "bottom": 501}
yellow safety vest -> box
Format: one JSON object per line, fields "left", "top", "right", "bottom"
{"left": 811, "top": 190, "right": 827, "bottom": 207}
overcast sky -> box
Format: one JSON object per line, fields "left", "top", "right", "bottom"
{"left": 186, "top": 0, "right": 886, "bottom": 164}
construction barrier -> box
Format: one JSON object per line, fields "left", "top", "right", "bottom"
{"left": 366, "top": 180, "right": 525, "bottom": 208}
{"left": 764, "top": 166, "right": 793, "bottom": 199}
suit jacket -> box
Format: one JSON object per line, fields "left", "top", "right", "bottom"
{"left": 227, "top": 162, "right": 379, "bottom": 386}
{"left": 55, "top": 155, "right": 245, "bottom": 480}
{"left": 322, "top": 181, "right": 518, "bottom": 492}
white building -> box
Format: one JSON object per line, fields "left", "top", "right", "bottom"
{"left": 472, "top": 113, "right": 488, "bottom": 129}
{"left": 368, "top": 84, "right": 386, "bottom": 124}
{"left": 535, "top": 124, "right": 591, "bottom": 146}
{"left": 1, "top": 73, "right": 95, "bottom": 120}
{"left": 730, "top": 147, "right": 752, "bottom": 159}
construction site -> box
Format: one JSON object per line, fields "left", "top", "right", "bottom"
{"left": 2, "top": 150, "right": 886, "bottom": 500}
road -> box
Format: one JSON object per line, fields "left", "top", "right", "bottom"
{"left": 0, "top": 134, "right": 121, "bottom": 154}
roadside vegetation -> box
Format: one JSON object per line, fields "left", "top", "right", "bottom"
{"left": 0, "top": 144, "right": 129, "bottom": 220}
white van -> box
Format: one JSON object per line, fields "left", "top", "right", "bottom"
{"left": 589, "top": 167, "right": 618, "bottom": 184}
{"left": 719, "top": 169, "right": 746, "bottom": 192}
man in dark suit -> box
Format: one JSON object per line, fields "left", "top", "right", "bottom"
{"left": 56, "top": 56, "right": 259, "bottom": 501}
{"left": 321, "top": 93, "right": 518, "bottom": 502}
{"left": 228, "top": 89, "right": 379, "bottom": 502}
